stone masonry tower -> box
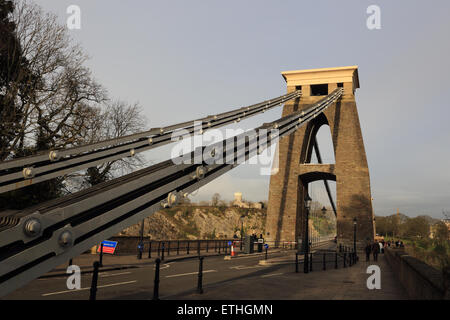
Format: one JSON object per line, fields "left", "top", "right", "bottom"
{"left": 265, "top": 66, "right": 375, "bottom": 248}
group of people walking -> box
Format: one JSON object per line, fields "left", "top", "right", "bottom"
{"left": 364, "top": 240, "right": 384, "bottom": 262}
{"left": 364, "top": 239, "right": 405, "bottom": 262}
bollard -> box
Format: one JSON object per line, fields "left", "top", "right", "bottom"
{"left": 89, "top": 261, "right": 100, "bottom": 301}
{"left": 295, "top": 253, "right": 299, "bottom": 273}
{"left": 148, "top": 241, "right": 152, "bottom": 259}
{"left": 197, "top": 240, "right": 200, "bottom": 255}
{"left": 187, "top": 241, "right": 190, "bottom": 255}
{"left": 161, "top": 242, "right": 165, "bottom": 261}
{"left": 343, "top": 253, "right": 347, "bottom": 268}
{"left": 153, "top": 258, "right": 161, "bottom": 300}
{"left": 323, "top": 253, "right": 326, "bottom": 271}
{"left": 335, "top": 252, "right": 338, "bottom": 269}
{"left": 309, "top": 253, "right": 313, "bottom": 272}
{"left": 206, "top": 241, "right": 209, "bottom": 253}
{"left": 218, "top": 241, "right": 221, "bottom": 254}
{"left": 197, "top": 256, "right": 204, "bottom": 294}
{"left": 99, "top": 242, "right": 104, "bottom": 266}
{"left": 167, "top": 241, "right": 170, "bottom": 256}
{"left": 265, "top": 247, "right": 268, "bottom": 260}
{"left": 177, "top": 241, "right": 180, "bottom": 255}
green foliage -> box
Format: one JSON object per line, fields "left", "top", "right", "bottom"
{"left": 376, "top": 214, "right": 432, "bottom": 240}
{"left": 402, "top": 216, "right": 430, "bottom": 239}
{"left": 375, "top": 215, "right": 401, "bottom": 237}
{"left": 434, "top": 222, "right": 450, "bottom": 242}
{"left": 406, "top": 238, "right": 450, "bottom": 271}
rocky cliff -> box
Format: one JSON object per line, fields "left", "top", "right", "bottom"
{"left": 118, "top": 205, "right": 267, "bottom": 240}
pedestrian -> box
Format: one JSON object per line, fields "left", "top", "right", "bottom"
{"left": 365, "top": 242, "right": 372, "bottom": 262}
{"left": 379, "top": 241, "right": 384, "bottom": 254}
{"left": 372, "top": 241, "right": 380, "bottom": 261}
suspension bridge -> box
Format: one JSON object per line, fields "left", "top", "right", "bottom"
{"left": 0, "top": 66, "right": 408, "bottom": 298}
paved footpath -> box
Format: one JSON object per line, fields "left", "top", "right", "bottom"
{"left": 167, "top": 251, "right": 408, "bottom": 300}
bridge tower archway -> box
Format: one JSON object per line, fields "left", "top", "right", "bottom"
{"left": 265, "top": 66, "right": 375, "bottom": 248}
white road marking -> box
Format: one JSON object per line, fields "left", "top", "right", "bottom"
{"left": 41, "top": 280, "right": 137, "bottom": 296}
{"left": 38, "top": 277, "right": 65, "bottom": 281}
{"left": 261, "top": 273, "right": 284, "bottom": 278}
{"left": 227, "top": 254, "right": 269, "bottom": 260}
{"left": 99, "top": 271, "right": 131, "bottom": 277}
{"left": 230, "top": 265, "right": 266, "bottom": 270}
{"left": 165, "top": 270, "right": 217, "bottom": 278}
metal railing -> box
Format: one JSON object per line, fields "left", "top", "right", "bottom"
{"left": 144, "top": 239, "right": 234, "bottom": 258}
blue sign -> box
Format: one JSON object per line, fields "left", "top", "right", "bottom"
{"left": 228, "top": 241, "right": 232, "bottom": 246}
{"left": 264, "top": 244, "right": 269, "bottom": 249}
{"left": 98, "top": 240, "right": 118, "bottom": 254}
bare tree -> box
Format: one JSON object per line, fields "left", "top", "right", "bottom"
{"left": 62, "top": 100, "right": 148, "bottom": 191}
{"left": 1, "top": 1, "right": 152, "bottom": 209}
{"left": 5, "top": 0, "right": 107, "bottom": 159}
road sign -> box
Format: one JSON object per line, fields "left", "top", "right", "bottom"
{"left": 228, "top": 241, "right": 232, "bottom": 246}
{"left": 97, "top": 240, "right": 118, "bottom": 254}
{"left": 264, "top": 244, "right": 269, "bottom": 249}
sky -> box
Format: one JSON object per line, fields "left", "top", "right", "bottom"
{"left": 35, "top": 0, "right": 450, "bottom": 218}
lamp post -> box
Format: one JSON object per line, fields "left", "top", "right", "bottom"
{"left": 353, "top": 218, "right": 357, "bottom": 257}
{"left": 240, "top": 214, "right": 245, "bottom": 251}
{"left": 321, "top": 206, "right": 327, "bottom": 243}
{"left": 138, "top": 219, "right": 145, "bottom": 259}
{"left": 303, "top": 193, "right": 312, "bottom": 274}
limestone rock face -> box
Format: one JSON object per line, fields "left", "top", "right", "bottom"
{"left": 118, "top": 212, "right": 179, "bottom": 239}
{"left": 118, "top": 206, "right": 267, "bottom": 240}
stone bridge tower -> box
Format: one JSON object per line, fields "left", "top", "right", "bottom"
{"left": 265, "top": 66, "right": 375, "bottom": 248}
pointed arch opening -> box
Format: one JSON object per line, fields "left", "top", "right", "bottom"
{"left": 309, "top": 124, "right": 335, "bottom": 164}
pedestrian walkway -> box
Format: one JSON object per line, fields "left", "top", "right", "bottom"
{"left": 167, "top": 252, "right": 408, "bottom": 300}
